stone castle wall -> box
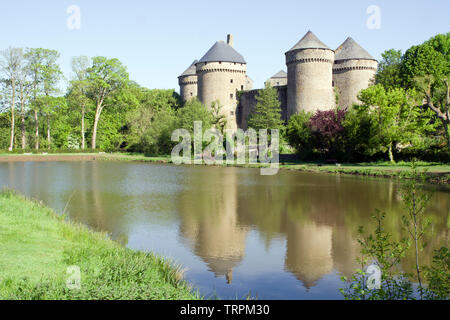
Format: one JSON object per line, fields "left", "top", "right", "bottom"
{"left": 332, "top": 59, "right": 378, "bottom": 108}
{"left": 237, "top": 86, "right": 288, "bottom": 130}
{"left": 286, "top": 48, "right": 335, "bottom": 117}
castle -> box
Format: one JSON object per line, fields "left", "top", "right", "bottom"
{"left": 178, "top": 31, "right": 378, "bottom": 130}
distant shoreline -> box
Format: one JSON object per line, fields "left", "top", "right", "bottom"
{"left": 0, "top": 152, "right": 449, "bottom": 185}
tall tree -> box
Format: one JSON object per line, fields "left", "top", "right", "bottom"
{"left": 247, "top": 82, "right": 283, "bottom": 131}
{"left": 69, "top": 56, "right": 91, "bottom": 150}
{"left": 0, "top": 47, "right": 23, "bottom": 151}
{"left": 401, "top": 33, "right": 450, "bottom": 150}
{"left": 17, "top": 60, "right": 31, "bottom": 149}
{"left": 87, "top": 57, "right": 129, "bottom": 150}
{"left": 25, "top": 48, "right": 45, "bottom": 150}
{"left": 40, "top": 49, "right": 62, "bottom": 149}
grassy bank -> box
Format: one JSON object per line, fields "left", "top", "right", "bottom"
{"left": 100, "top": 153, "right": 450, "bottom": 184}
{"left": 0, "top": 190, "right": 200, "bottom": 300}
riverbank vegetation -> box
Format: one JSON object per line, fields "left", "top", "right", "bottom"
{"left": 0, "top": 33, "right": 448, "bottom": 164}
{"left": 0, "top": 190, "right": 200, "bottom": 299}
{"left": 340, "top": 165, "right": 449, "bottom": 300}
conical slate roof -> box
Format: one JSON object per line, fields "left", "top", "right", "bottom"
{"left": 198, "top": 41, "right": 246, "bottom": 64}
{"left": 287, "top": 31, "right": 331, "bottom": 52}
{"left": 335, "top": 37, "right": 376, "bottom": 61}
{"left": 271, "top": 70, "right": 287, "bottom": 78}
{"left": 179, "top": 60, "right": 198, "bottom": 77}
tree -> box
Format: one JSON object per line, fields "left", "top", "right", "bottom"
{"left": 375, "top": 49, "right": 403, "bottom": 90}
{"left": 69, "top": 56, "right": 91, "bottom": 150}
{"left": 126, "top": 87, "right": 180, "bottom": 155}
{"left": 0, "top": 47, "right": 23, "bottom": 151}
{"left": 87, "top": 57, "right": 129, "bottom": 150}
{"left": 400, "top": 33, "right": 449, "bottom": 150}
{"left": 176, "top": 98, "right": 212, "bottom": 134}
{"left": 308, "top": 109, "right": 347, "bottom": 159}
{"left": 286, "top": 111, "right": 312, "bottom": 158}
{"left": 40, "top": 50, "right": 62, "bottom": 149}
{"left": 247, "top": 82, "right": 284, "bottom": 131}
{"left": 17, "top": 60, "right": 31, "bottom": 149}
{"left": 25, "top": 48, "right": 61, "bottom": 150}
{"left": 357, "top": 85, "right": 436, "bottom": 162}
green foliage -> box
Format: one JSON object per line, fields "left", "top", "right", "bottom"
{"left": 247, "top": 82, "right": 284, "bottom": 131}
{"left": 401, "top": 33, "right": 449, "bottom": 87}
{"left": 176, "top": 98, "right": 213, "bottom": 133}
{"left": 286, "top": 111, "right": 312, "bottom": 159}
{"left": 376, "top": 49, "right": 403, "bottom": 90}
{"left": 423, "top": 247, "right": 450, "bottom": 300}
{"left": 341, "top": 166, "right": 449, "bottom": 300}
{"left": 357, "top": 85, "right": 437, "bottom": 162}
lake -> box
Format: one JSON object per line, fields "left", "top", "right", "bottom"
{"left": 0, "top": 161, "right": 448, "bottom": 299}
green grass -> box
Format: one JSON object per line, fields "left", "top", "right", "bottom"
{"left": 0, "top": 190, "right": 200, "bottom": 300}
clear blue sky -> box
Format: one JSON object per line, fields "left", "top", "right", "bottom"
{"left": 1, "top": 0, "right": 449, "bottom": 92}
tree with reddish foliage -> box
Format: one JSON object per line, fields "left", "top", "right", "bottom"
{"left": 308, "top": 109, "right": 347, "bottom": 159}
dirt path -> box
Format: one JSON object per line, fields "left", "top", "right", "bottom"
{"left": 0, "top": 154, "right": 103, "bottom": 162}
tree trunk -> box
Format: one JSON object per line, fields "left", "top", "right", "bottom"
{"left": 9, "top": 79, "right": 16, "bottom": 152}
{"left": 81, "top": 104, "right": 85, "bottom": 150}
{"left": 443, "top": 119, "right": 450, "bottom": 152}
{"left": 388, "top": 142, "right": 395, "bottom": 163}
{"left": 34, "top": 110, "right": 39, "bottom": 150}
{"left": 91, "top": 107, "right": 102, "bottom": 150}
{"left": 47, "top": 114, "right": 51, "bottom": 150}
{"left": 21, "top": 97, "right": 26, "bottom": 149}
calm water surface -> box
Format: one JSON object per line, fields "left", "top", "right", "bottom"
{"left": 0, "top": 161, "right": 448, "bottom": 299}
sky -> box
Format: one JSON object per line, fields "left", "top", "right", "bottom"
{"left": 0, "top": 0, "right": 448, "bottom": 92}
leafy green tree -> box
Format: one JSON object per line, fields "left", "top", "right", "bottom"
{"left": 40, "top": 96, "right": 66, "bottom": 149}
{"left": 139, "top": 107, "right": 177, "bottom": 155}
{"left": 401, "top": 33, "right": 449, "bottom": 150}
{"left": 247, "top": 82, "right": 284, "bottom": 131}
{"left": 125, "top": 87, "right": 180, "bottom": 154}
{"left": 286, "top": 111, "right": 312, "bottom": 158}
{"left": 68, "top": 56, "right": 91, "bottom": 150}
{"left": 24, "top": 48, "right": 62, "bottom": 150}
{"left": 342, "top": 106, "right": 373, "bottom": 161}
{"left": 375, "top": 49, "right": 403, "bottom": 90}
{"left": 17, "top": 59, "right": 31, "bottom": 149}
{"left": 87, "top": 56, "right": 129, "bottom": 150}
{"left": 176, "top": 98, "right": 212, "bottom": 134}
{"left": 357, "top": 85, "right": 436, "bottom": 162}
{"left": 0, "top": 47, "right": 23, "bottom": 151}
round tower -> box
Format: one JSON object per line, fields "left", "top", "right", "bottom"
{"left": 196, "top": 35, "right": 247, "bottom": 131}
{"left": 178, "top": 60, "right": 198, "bottom": 102}
{"left": 285, "top": 31, "right": 335, "bottom": 117}
{"left": 332, "top": 37, "right": 378, "bottom": 108}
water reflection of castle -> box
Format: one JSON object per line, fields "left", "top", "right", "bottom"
{"left": 177, "top": 167, "right": 365, "bottom": 288}
{"left": 177, "top": 166, "right": 449, "bottom": 288}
